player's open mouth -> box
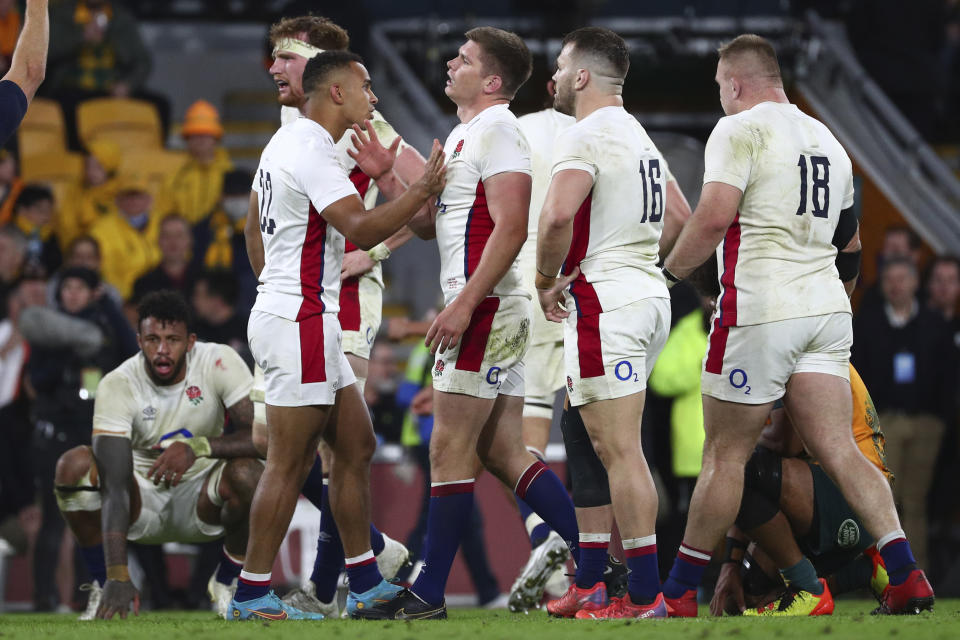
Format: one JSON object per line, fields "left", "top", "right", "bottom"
{"left": 276, "top": 80, "right": 289, "bottom": 91}
{"left": 154, "top": 360, "right": 173, "bottom": 375}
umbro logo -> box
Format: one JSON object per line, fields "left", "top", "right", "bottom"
{"left": 142, "top": 406, "right": 157, "bottom": 420}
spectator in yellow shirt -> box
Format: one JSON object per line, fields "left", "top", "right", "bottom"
{"left": 88, "top": 172, "right": 160, "bottom": 300}
{"left": 58, "top": 139, "right": 121, "bottom": 249}
{"left": 161, "top": 99, "right": 232, "bottom": 225}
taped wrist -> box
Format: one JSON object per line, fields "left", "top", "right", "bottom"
{"left": 161, "top": 435, "right": 211, "bottom": 457}
{"left": 723, "top": 536, "right": 747, "bottom": 564}
{"left": 560, "top": 405, "right": 611, "bottom": 508}
{"left": 835, "top": 250, "right": 861, "bottom": 282}
{"left": 367, "top": 242, "right": 391, "bottom": 262}
{"left": 106, "top": 565, "right": 130, "bottom": 581}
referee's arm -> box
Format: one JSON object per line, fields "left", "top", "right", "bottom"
{"left": 0, "top": 0, "right": 49, "bottom": 143}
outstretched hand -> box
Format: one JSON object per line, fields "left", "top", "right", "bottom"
{"left": 347, "top": 119, "right": 401, "bottom": 180}
{"left": 97, "top": 579, "right": 140, "bottom": 620}
{"left": 416, "top": 139, "right": 446, "bottom": 197}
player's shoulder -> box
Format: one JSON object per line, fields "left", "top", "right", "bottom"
{"left": 472, "top": 103, "right": 522, "bottom": 134}
{"left": 98, "top": 353, "right": 141, "bottom": 393}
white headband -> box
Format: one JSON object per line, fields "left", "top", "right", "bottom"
{"left": 273, "top": 38, "right": 324, "bottom": 60}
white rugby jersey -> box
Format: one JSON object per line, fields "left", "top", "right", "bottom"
{"left": 704, "top": 101, "right": 853, "bottom": 327}
{"left": 436, "top": 104, "right": 531, "bottom": 304}
{"left": 92, "top": 342, "right": 253, "bottom": 481}
{"left": 252, "top": 117, "right": 359, "bottom": 321}
{"left": 552, "top": 106, "right": 670, "bottom": 316}
{"left": 517, "top": 108, "right": 575, "bottom": 343}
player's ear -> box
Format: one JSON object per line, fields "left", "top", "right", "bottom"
{"left": 330, "top": 83, "right": 345, "bottom": 105}
{"left": 731, "top": 77, "right": 741, "bottom": 100}
{"left": 484, "top": 74, "right": 503, "bottom": 96}
{"left": 574, "top": 67, "right": 589, "bottom": 91}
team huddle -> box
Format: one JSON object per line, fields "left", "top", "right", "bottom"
{"left": 53, "top": 14, "right": 936, "bottom": 622}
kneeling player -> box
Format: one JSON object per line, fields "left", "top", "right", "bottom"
{"left": 55, "top": 292, "right": 262, "bottom": 620}
{"left": 709, "top": 364, "right": 892, "bottom": 617}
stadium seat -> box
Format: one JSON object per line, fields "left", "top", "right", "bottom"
{"left": 77, "top": 98, "right": 164, "bottom": 149}
{"left": 17, "top": 98, "right": 68, "bottom": 157}
{"left": 118, "top": 149, "right": 188, "bottom": 200}
{"left": 19, "top": 151, "right": 84, "bottom": 211}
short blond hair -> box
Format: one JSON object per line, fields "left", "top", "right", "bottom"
{"left": 717, "top": 34, "right": 781, "bottom": 82}
{"left": 269, "top": 15, "right": 349, "bottom": 51}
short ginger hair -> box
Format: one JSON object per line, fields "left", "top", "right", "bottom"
{"left": 269, "top": 15, "right": 349, "bottom": 51}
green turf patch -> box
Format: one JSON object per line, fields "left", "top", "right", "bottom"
{"left": 1, "top": 600, "right": 957, "bottom": 639}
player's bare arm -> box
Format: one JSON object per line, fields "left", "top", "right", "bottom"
{"left": 710, "top": 525, "right": 750, "bottom": 615}
{"left": 147, "top": 397, "right": 260, "bottom": 487}
{"left": 244, "top": 190, "right": 265, "bottom": 278}
{"left": 92, "top": 434, "right": 141, "bottom": 620}
{"left": 322, "top": 140, "right": 445, "bottom": 249}
{"left": 425, "top": 170, "right": 531, "bottom": 354}
{"left": 839, "top": 226, "right": 861, "bottom": 297}
{"left": 659, "top": 179, "right": 693, "bottom": 259}
{"left": 2, "top": 0, "right": 49, "bottom": 101}
{"left": 663, "top": 181, "right": 742, "bottom": 279}
{"left": 534, "top": 168, "right": 593, "bottom": 323}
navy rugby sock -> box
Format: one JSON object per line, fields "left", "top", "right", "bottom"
{"left": 411, "top": 479, "right": 475, "bottom": 605}
{"left": 80, "top": 544, "right": 106, "bottom": 587}
{"left": 515, "top": 460, "right": 580, "bottom": 565}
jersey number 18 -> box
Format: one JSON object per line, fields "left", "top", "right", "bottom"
{"left": 796, "top": 154, "right": 830, "bottom": 218}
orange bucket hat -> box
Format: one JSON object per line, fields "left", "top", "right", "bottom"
{"left": 181, "top": 100, "right": 223, "bottom": 139}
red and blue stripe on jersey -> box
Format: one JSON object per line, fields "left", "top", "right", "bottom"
{"left": 463, "top": 180, "right": 494, "bottom": 280}
{"left": 338, "top": 166, "right": 373, "bottom": 332}
{"left": 705, "top": 213, "right": 741, "bottom": 374}
{"left": 562, "top": 191, "right": 605, "bottom": 379}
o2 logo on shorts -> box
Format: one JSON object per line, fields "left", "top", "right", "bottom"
{"left": 728, "top": 369, "right": 751, "bottom": 395}
{"left": 486, "top": 366, "right": 501, "bottom": 389}
{"left": 365, "top": 326, "right": 374, "bottom": 345}
{"left": 614, "top": 360, "right": 640, "bottom": 382}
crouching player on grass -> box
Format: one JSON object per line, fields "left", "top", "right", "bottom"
{"left": 54, "top": 291, "right": 263, "bottom": 620}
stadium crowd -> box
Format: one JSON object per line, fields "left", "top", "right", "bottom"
{"left": 0, "top": 0, "right": 957, "bottom": 622}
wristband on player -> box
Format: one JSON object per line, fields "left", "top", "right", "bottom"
{"left": 661, "top": 266, "right": 681, "bottom": 288}
{"left": 160, "top": 435, "right": 212, "bottom": 458}
{"left": 367, "top": 242, "right": 391, "bottom": 262}
{"left": 535, "top": 267, "right": 556, "bottom": 291}
{"left": 106, "top": 564, "right": 131, "bottom": 581}
{"left": 723, "top": 536, "right": 747, "bottom": 565}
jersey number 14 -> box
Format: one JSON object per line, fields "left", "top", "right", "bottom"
{"left": 796, "top": 154, "right": 830, "bottom": 218}
{"left": 259, "top": 169, "right": 276, "bottom": 235}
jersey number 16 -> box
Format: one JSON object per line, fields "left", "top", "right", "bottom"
{"left": 638, "top": 158, "right": 664, "bottom": 223}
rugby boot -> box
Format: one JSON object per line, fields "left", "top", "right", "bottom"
{"left": 546, "top": 581, "right": 607, "bottom": 618}
{"left": 508, "top": 531, "right": 570, "bottom": 612}
{"left": 228, "top": 590, "right": 325, "bottom": 620}
{"left": 873, "top": 569, "right": 934, "bottom": 615}
{"left": 351, "top": 587, "right": 447, "bottom": 620}
{"left": 664, "top": 588, "right": 698, "bottom": 618}
{"left": 574, "top": 592, "right": 668, "bottom": 619}
{"left": 742, "top": 578, "right": 833, "bottom": 616}
{"left": 346, "top": 578, "right": 404, "bottom": 616}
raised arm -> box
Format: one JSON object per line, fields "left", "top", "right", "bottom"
{"left": 323, "top": 140, "right": 445, "bottom": 250}
{"left": 2, "top": 0, "right": 49, "bottom": 101}
{"left": 92, "top": 434, "right": 140, "bottom": 619}
{"left": 425, "top": 170, "right": 531, "bottom": 354}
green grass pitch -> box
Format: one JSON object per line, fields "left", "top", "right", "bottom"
{"left": 2, "top": 600, "right": 958, "bottom": 639}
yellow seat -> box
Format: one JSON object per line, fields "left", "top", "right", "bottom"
{"left": 119, "top": 149, "right": 188, "bottom": 201}
{"left": 18, "top": 98, "right": 68, "bottom": 157}
{"left": 77, "top": 98, "right": 163, "bottom": 149}
{"left": 20, "top": 152, "right": 84, "bottom": 224}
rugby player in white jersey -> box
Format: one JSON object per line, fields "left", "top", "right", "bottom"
{"left": 253, "top": 16, "right": 422, "bottom": 617}
{"left": 232, "top": 50, "right": 446, "bottom": 621}
{"left": 54, "top": 291, "right": 261, "bottom": 620}
{"left": 355, "top": 27, "right": 581, "bottom": 621}
{"left": 658, "top": 34, "right": 933, "bottom": 616}
{"left": 511, "top": 77, "right": 693, "bottom": 612}
{"left": 535, "top": 27, "right": 676, "bottom": 620}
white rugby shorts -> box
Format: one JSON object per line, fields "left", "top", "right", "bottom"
{"left": 523, "top": 339, "right": 564, "bottom": 419}
{"left": 701, "top": 311, "right": 852, "bottom": 404}
{"left": 432, "top": 295, "right": 530, "bottom": 399}
{"left": 248, "top": 310, "right": 356, "bottom": 407}
{"left": 563, "top": 297, "right": 670, "bottom": 406}
{"left": 339, "top": 274, "right": 383, "bottom": 361}
{"left": 127, "top": 460, "right": 226, "bottom": 544}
